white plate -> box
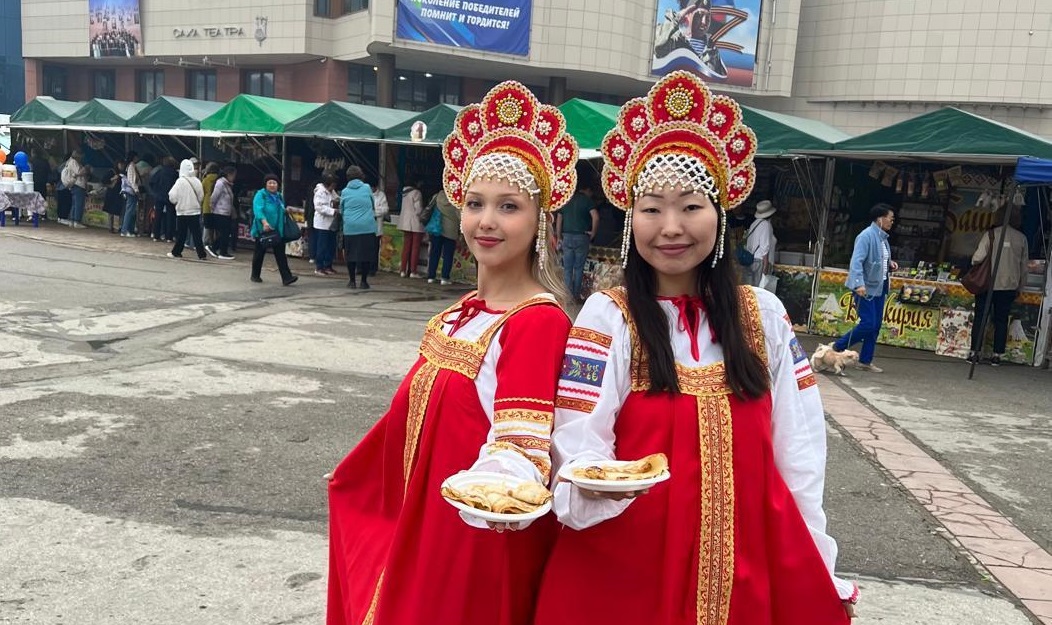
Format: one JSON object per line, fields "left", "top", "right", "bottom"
{"left": 558, "top": 460, "right": 671, "bottom": 493}
{"left": 440, "top": 471, "right": 552, "bottom": 524}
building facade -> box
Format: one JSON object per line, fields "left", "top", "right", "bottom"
{"left": 19, "top": 0, "right": 1052, "bottom": 137}
{"left": 2, "top": 2, "right": 25, "bottom": 114}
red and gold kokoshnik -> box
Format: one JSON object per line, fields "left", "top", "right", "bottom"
{"left": 443, "top": 81, "right": 579, "bottom": 213}
{"left": 601, "top": 71, "right": 757, "bottom": 211}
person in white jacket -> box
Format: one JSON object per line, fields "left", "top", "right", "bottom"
{"left": 370, "top": 176, "right": 390, "bottom": 276}
{"left": 312, "top": 173, "right": 339, "bottom": 276}
{"left": 167, "top": 159, "right": 207, "bottom": 260}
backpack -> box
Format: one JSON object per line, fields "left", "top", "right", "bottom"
{"left": 735, "top": 221, "right": 760, "bottom": 267}
{"left": 425, "top": 205, "right": 443, "bottom": 237}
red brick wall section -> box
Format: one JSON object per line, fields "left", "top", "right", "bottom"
{"left": 116, "top": 67, "right": 136, "bottom": 102}
{"left": 24, "top": 60, "right": 41, "bottom": 100}
{"left": 215, "top": 67, "right": 239, "bottom": 102}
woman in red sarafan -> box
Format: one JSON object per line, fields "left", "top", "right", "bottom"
{"left": 534, "top": 71, "right": 859, "bottom": 625}
{"left": 326, "top": 81, "right": 580, "bottom": 625}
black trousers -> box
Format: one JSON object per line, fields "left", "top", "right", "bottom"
{"left": 56, "top": 188, "right": 72, "bottom": 220}
{"left": 211, "top": 214, "right": 233, "bottom": 256}
{"left": 152, "top": 200, "right": 176, "bottom": 240}
{"left": 252, "top": 237, "right": 293, "bottom": 282}
{"left": 172, "top": 214, "right": 206, "bottom": 259}
{"left": 971, "top": 290, "right": 1017, "bottom": 355}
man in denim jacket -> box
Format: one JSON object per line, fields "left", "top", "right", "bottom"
{"left": 833, "top": 203, "right": 898, "bottom": 372}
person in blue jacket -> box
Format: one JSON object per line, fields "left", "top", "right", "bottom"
{"left": 340, "top": 165, "right": 377, "bottom": 290}
{"left": 250, "top": 173, "right": 298, "bottom": 286}
{"left": 833, "top": 203, "right": 898, "bottom": 372}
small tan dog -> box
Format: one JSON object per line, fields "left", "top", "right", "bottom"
{"left": 810, "top": 343, "right": 860, "bottom": 376}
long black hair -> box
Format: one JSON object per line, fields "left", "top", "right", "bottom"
{"left": 624, "top": 205, "right": 770, "bottom": 400}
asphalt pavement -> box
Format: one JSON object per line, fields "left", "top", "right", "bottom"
{"left": 0, "top": 223, "right": 1047, "bottom": 624}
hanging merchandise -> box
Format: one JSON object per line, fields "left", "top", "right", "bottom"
{"left": 933, "top": 170, "right": 949, "bottom": 194}
{"left": 869, "top": 160, "right": 886, "bottom": 180}
{"left": 895, "top": 171, "right": 904, "bottom": 193}
{"left": 921, "top": 173, "right": 932, "bottom": 199}
{"left": 881, "top": 165, "right": 898, "bottom": 187}
{"left": 907, "top": 173, "right": 916, "bottom": 197}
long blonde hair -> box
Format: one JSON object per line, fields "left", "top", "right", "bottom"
{"left": 533, "top": 211, "right": 572, "bottom": 308}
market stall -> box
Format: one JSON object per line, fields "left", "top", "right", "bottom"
{"left": 796, "top": 107, "right": 1052, "bottom": 365}
{"left": 1013, "top": 156, "right": 1052, "bottom": 367}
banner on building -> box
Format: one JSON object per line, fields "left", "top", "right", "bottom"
{"left": 651, "top": 0, "right": 762, "bottom": 88}
{"left": 396, "top": 0, "right": 532, "bottom": 56}
{"left": 89, "top": 0, "right": 144, "bottom": 58}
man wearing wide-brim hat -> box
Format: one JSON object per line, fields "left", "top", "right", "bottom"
{"left": 744, "top": 199, "right": 777, "bottom": 287}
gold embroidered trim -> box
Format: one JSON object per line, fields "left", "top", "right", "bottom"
{"left": 569, "top": 327, "right": 613, "bottom": 348}
{"left": 555, "top": 396, "right": 597, "bottom": 413}
{"left": 696, "top": 394, "right": 735, "bottom": 625}
{"left": 360, "top": 569, "right": 385, "bottom": 625}
{"left": 494, "top": 397, "right": 556, "bottom": 406}
{"left": 494, "top": 408, "right": 554, "bottom": 424}
{"left": 403, "top": 363, "right": 441, "bottom": 485}
{"left": 738, "top": 287, "right": 768, "bottom": 368}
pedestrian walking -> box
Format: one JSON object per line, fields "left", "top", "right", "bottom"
{"left": 326, "top": 80, "right": 577, "bottom": 625}
{"left": 206, "top": 166, "right": 237, "bottom": 260}
{"left": 535, "top": 70, "right": 857, "bottom": 625}
{"left": 311, "top": 173, "right": 339, "bottom": 276}
{"left": 397, "top": 180, "right": 426, "bottom": 278}
{"left": 249, "top": 174, "right": 298, "bottom": 286}
{"left": 832, "top": 203, "right": 897, "bottom": 372}
{"left": 969, "top": 208, "right": 1029, "bottom": 366}
{"left": 425, "top": 189, "right": 460, "bottom": 285}
{"left": 167, "top": 159, "right": 207, "bottom": 260}
{"left": 340, "top": 166, "right": 377, "bottom": 290}
{"left": 554, "top": 180, "right": 598, "bottom": 301}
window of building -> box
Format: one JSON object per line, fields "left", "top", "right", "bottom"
{"left": 314, "top": 0, "right": 331, "bottom": 17}
{"left": 94, "top": 70, "right": 116, "bottom": 99}
{"left": 573, "top": 91, "right": 626, "bottom": 106}
{"left": 42, "top": 65, "right": 67, "bottom": 99}
{"left": 395, "top": 70, "right": 460, "bottom": 111}
{"left": 347, "top": 64, "right": 377, "bottom": 105}
{"left": 342, "top": 0, "right": 368, "bottom": 14}
{"left": 243, "top": 70, "right": 275, "bottom": 97}
{"left": 137, "top": 70, "right": 164, "bottom": 103}
{"left": 187, "top": 70, "right": 217, "bottom": 101}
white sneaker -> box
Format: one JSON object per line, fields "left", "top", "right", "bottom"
{"left": 166, "top": 252, "right": 181, "bottom": 259}
{"left": 57, "top": 218, "right": 69, "bottom": 225}
{"left": 399, "top": 271, "right": 408, "bottom": 278}
{"left": 218, "top": 254, "right": 235, "bottom": 260}
{"left": 427, "top": 278, "right": 437, "bottom": 284}
{"left": 72, "top": 223, "right": 86, "bottom": 229}
{"left": 409, "top": 273, "right": 423, "bottom": 279}
{"left": 441, "top": 280, "right": 452, "bottom": 286}
{"left": 205, "top": 246, "right": 219, "bottom": 259}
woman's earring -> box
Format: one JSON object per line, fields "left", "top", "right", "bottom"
{"left": 536, "top": 210, "right": 548, "bottom": 264}
{"left": 712, "top": 207, "right": 726, "bottom": 268}
{"left": 620, "top": 208, "right": 633, "bottom": 269}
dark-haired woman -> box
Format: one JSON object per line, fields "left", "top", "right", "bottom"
{"left": 250, "top": 173, "right": 298, "bottom": 286}
{"left": 535, "top": 71, "right": 857, "bottom": 625}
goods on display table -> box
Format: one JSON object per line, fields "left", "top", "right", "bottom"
{"left": 808, "top": 267, "right": 1044, "bottom": 365}
{"left": 377, "top": 222, "right": 477, "bottom": 284}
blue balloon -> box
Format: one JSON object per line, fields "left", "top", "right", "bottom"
{"left": 13, "top": 151, "right": 30, "bottom": 176}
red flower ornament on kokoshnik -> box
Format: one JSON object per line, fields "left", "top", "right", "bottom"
{"left": 600, "top": 71, "right": 757, "bottom": 267}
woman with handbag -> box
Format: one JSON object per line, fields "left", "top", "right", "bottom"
{"left": 250, "top": 174, "right": 298, "bottom": 286}
{"left": 967, "top": 210, "right": 1029, "bottom": 366}
{"left": 341, "top": 166, "right": 378, "bottom": 290}
{"left": 397, "top": 180, "right": 426, "bottom": 278}
{"left": 326, "top": 81, "right": 577, "bottom": 625}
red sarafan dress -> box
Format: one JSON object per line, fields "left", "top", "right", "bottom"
{"left": 535, "top": 286, "right": 857, "bottom": 625}
{"left": 327, "top": 293, "right": 571, "bottom": 625}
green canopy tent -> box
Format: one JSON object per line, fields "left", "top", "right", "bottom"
{"left": 815, "top": 107, "right": 1052, "bottom": 164}
{"left": 285, "top": 101, "right": 415, "bottom": 140}
{"left": 741, "top": 107, "right": 851, "bottom": 156}
{"left": 382, "top": 103, "right": 463, "bottom": 145}
{"left": 558, "top": 98, "right": 620, "bottom": 155}
{"left": 65, "top": 98, "right": 147, "bottom": 127}
{"left": 9, "top": 97, "right": 86, "bottom": 126}
{"left": 200, "top": 94, "right": 321, "bottom": 134}
{"left": 127, "top": 96, "right": 225, "bottom": 131}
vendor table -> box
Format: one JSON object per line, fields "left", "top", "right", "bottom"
{"left": 0, "top": 191, "right": 47, "bottom": 226}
